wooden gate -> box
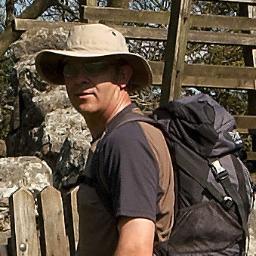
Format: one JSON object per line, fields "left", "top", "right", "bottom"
{"left": 8, "top": 186, "right": 78, "bottom": 256}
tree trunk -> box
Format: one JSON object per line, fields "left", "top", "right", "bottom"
{"left": 5, "top": 0, "right": 15, "bottom": 27}
{"left": 0, "top": 0, "right": 55, "bottom": 57}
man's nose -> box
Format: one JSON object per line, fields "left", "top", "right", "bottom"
{"left": 70, "top": 73, "right": 92, "bottom": 87}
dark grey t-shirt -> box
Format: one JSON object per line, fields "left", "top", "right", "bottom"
{"left": 77, "top": 104, "right": 174, "bottom": 256}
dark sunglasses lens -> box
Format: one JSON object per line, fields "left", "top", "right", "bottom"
{"left": 84, "top": 62, "right": 107, "bottom": 74}
{"left": 63, "top": 64, "right": 76, "bottom": 78}
{"left": 63, "top": 61, "right": 112, "bottom": 78}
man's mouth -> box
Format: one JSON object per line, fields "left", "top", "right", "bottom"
{"left": 75, "top": 91, "right": 94, "bottom": 98}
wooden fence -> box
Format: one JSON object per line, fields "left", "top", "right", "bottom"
{"left": 10, "top": 2, "right": 256, "bottom": 156}
{"left": 8, "top": 186, "right": 79, "bottom": 256}
{"left": 2, "top": 185, "right": 255, "bottom": 256}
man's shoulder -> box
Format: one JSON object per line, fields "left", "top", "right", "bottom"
{"left": 105, "top": 119, "right": 165, "bottom": 147}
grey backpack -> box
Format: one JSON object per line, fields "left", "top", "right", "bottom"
{"left": 151, "top": 94, "right": 255, "bottom": 255}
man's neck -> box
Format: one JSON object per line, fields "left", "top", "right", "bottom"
{"left": 85, "top": 99, "right": 132, "bottom": 140}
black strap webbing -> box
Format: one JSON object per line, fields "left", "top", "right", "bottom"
{"left": 212, "top": 158, "right": 249, "bottom": 237}
{"left": 174, "top": 142, "right": 231, "bottom": 208}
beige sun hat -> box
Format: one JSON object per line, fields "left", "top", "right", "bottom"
{"left": 35, "top": 24, "right": 152, "bottom": 91}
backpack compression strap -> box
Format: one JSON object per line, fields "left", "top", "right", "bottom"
{"left": 210, "top": 159, "right": 249, "bottom": 237}
{"left": 174, "top": 139, "right": 248, "bottom": 237}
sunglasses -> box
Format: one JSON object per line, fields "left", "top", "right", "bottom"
{"left": 63, "top": 61, "right": 116, "bottom": 78}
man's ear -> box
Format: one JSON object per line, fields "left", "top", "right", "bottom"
{"left": 118, "top": 65, "right": 133, "bottom": 89}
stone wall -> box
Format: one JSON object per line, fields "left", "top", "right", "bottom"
{"left": 0, "top": 27, "right": 92, "bottom": 250}
{"left": 5, "top": 27, "right": 92, "bottom": 187}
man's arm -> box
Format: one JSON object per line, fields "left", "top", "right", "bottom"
{"left": 114, "top": 217, "right": 155, "bottom": 256}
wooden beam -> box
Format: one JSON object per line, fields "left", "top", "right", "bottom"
{"left": 202, "top": 0, "right": 256, "bottom": 3}
{"left": 13, "top": 18, "right": 83, "bottom": 31}
{"left": 111, "top": 25, "right": 167, "bottom": 40}
{"left": 182, "top": 76, "right": 256, "bottom": 90}
{"left": 150, "top": 61, "right": 256, "bottom": 87}
{"left": 190, "top": 14, "right": 256, "bottom": 31}
{"left": 234, "top": 115, "right": 256, "bottom": 129}
{"left": 184, "top": 64, "right": 256, "bottom": 80}
{"left": 84, "top": 7, "right": 256, "bottom": 31}
{"left": 160, "top": 0, "right": 193, "bottom": 104}
{"left": 13, "top": 19, "right": 256, "bottom": 47}
{"left": 83, "top": 6, "right": 170, "bottom": 25}
{"left": 245, "top": 152, "right": 256, "bottom": 160}
{"left": 188, "top": 31, "right": 256, "bottom": 46}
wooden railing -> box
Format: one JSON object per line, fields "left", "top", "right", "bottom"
{"left": 11, "top": 2, "right": 256, "bottom": 159}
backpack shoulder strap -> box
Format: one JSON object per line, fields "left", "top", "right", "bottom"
{"left": 106, "top": 112, "right": 157, "bottom": 134}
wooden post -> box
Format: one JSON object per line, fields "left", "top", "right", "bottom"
{"left": 9, "top": 188, "right": 40, "bottom": 256}
{"left": 239, "top": 4, "right": 256, "bottom": 151}
{"left": 160, "top": 0, "right": 192, "bottom": 105}
{"left": 79, "top": 0, "right": 97, "bottom": 22}
{"left": 239, "top": 4, "right": 256, "bottom": 255}
{"left": 62, "top": 187, "right": 79, "bottom": 256}
{"left": 38, "top": 186, "right": 70, "bottom": 256}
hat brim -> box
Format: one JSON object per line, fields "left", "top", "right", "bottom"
{"left": 35, "top": 50, "right": 152, "bottom": 91}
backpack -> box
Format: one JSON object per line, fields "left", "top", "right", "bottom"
{"left": 80, "top": 93, "right": 255, "bottom": 255}
{"left": 150, "top": 94, "right": 255, "bottom": 255}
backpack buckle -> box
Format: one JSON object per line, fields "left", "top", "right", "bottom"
{"left": 223, "top": 196, "right": 233, "bottom": 210}
{"left": 210, "top": 160, "right": 229, "bottom": 182}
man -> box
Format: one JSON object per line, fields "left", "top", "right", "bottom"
{"left": 35, "top": 24, "right": 174, "bottom": 256}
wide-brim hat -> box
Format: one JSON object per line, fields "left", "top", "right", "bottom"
{"left": 35, "top": 24, "right": 152, "bottom": 91}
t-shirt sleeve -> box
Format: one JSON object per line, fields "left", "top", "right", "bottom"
{"left": 102, "top": 122, "right": 159, "bottom": 221}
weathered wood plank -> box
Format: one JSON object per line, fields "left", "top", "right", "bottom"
{"left": 184, "top": 64, "right": 256, "bottom": 80}
{"left": 234, "top": 115, "right": 256, "bottom": 129}
{"left": 150, "top": 61, "right": 256, "bottom": 88}
{"left": 84, "top": 7, "right": 256, "bottom": 31}
{"left": 13, "top": 19, "right": 256, "bottom": 47}
{"left": 246, "top": 152, "right": 256, "bottom": 160}
{"left": 9, "top": 188, "right": 39, "bottom": 256}
{"left": 0, "top": 231, "right": 11, "bottom": 245}
{"left": 182, "top": 76, "right": 256, "bottom": 90}
{"left": 63, "top": 187, "right": 79, "bottom": 256}
{"left": 38, "top": 186, "right": 70, "bottom": 256}
{"left": 13, "top": 19, "right": 83, "bottom": 31}
{"left": 160, "top": 0, "right": 193, "bottom": 103}
{"left": 83, "top": 6, "right": 170, "bottom": 25}
{"left": 190, "top": 14, "right": 256, "bottom": 31}
{"left": 188, "top": 31, "right": 256, "bottom": 46}
{"left": 151, "top": 61, "right": 256, "bottom": 80}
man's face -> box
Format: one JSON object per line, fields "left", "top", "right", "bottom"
{"left": 63, "top": 59, "right": 121, "bottom": 117}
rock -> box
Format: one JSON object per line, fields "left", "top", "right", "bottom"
{"left": 0, "top": 141, "right": 6, "bottom": 157}
{"left": 0, "top": 156, "right": 52, "bottom": 232}
{"left": 6, "top": 27, "right": 93, "bottom": 177}
{"left": 0, "top": 156, "right": 52, "bottom": 194}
